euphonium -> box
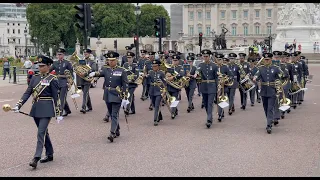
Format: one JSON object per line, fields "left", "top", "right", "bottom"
{"left": 124, "top": 67, "right": 143, "bottom": 85}
{"left": 160, "top": 58, "right": 172, "bottom": 72}
{"left": 69, "top": 51, "right": 94, "bottom": 82}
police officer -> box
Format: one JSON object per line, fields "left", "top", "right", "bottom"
{"left": 49, "top": 48, "right": 73, "bottom": 117}
{"left": 78, "top": 49, "right": 97, "bottom": 114}
{"left": 216, "top": 54, "right": 233, "bottom": 122}
{"left": 227, "top": 53, "right": 240, "bottom": 115}
{"left": 138, "top": 50, "right": 148, "bottom": 100}
{"left": 184, "top": 56, "right": 197, "bottom": 113}
{"left": 123, "top": 52, "right": 139, "bottom": 115}
{"left": 166, "top": 55, "right": 184, "bottom": 119}
{"left": 249, "top": 58, "right": 259, "bottom": 106}
{"left": 197, "top": 49, "right": 218, "bottom": 128}
{"left": 13, "top": 56, "right": 63, "bottom": 168}
{"left": 253, "top": 53, "right": 282, "bottom": 134}
{"left": 291, "top": 52, "right": 303, "bottom": 109}
{"left": 238, "top": 53, "right": 250, "bottom": 110}
{"left": 149, "top": 59, "right": 165, "bottom": 126}
{"left": 89, "top": 51, "right": 128, "bottom": 142}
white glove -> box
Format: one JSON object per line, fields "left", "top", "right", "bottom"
{"left": 89, "top": 72, "right": 96, "bottom": 77}
{"left": 12, "top": 106, "right": 20, "bottom": 113}
{"left": 56, "top": 116, "right": 63, "bottom": 123}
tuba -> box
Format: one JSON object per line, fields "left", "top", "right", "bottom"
{"left": 69, "top": 51, "right": 94, "bottom": 82}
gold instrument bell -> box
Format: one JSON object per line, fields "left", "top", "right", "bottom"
{"left": 69, "top": 51, "right": 94, "bottom": 82}
{"left": 2, "top": 104, "right": 12, "bottom": 112}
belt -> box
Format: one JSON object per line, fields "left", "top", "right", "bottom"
{"left": 57, "top": 75, "right": 67, "bottom": 78}
{"left": 151, "top": 82, "right": 158, "bottom": 86}
{"left": 104, "top": 87, "right": 117, "bottom": 91}
{"left": 201, "top": 80, "right": 216, "bottom": 83}
{"left": 33, "top": 97, "right": 53, "bottom": 103}
{"left": 261, "top": 81, "right": 276, "bottom": 86}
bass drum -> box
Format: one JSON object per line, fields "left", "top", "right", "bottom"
{"left": 239, "top": 78, "right": 256, "bottom": 93}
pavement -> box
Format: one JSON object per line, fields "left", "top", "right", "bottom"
{"left": 0, "top": 65, "right": 319, "bottom": 177}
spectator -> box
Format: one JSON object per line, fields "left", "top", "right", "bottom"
{"left": 293, "top": 39, "right": 296, "bottom": 52}
{"left": 23, "top": 57, "right": 32, "bottom": 69}
{"left": 285, "top": 42, "right": 289, "bottom": 52}
{"left": 298, "top": 43, "right": 302, "bottom": 52}
{"left": 314, "top": 42, "right": 317, "bottom": 53}
{"left": 317, "top": 42, "right": 320, "bottom": 53}
{"left": 2, "top": 57, "right": 11, "bottom": 80}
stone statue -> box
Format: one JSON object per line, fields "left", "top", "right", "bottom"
{"left": 215, "top": 26, "right": 229, "bottom": 49}
{"left": 278, "top": 3, "right": 315, "bottom": 26}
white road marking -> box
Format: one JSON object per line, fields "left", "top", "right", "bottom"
{"left": 0, "top": 99, "right": 14, "bottom": 103}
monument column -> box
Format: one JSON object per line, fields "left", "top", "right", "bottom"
{"left": 95, "top": 36, "right": 102, "bottom": 58}
{"left": 75, "top": 38, "right": 81, "bottom": 54}
{"left": 8, "top": 37, "right": 15, "bottom": 57}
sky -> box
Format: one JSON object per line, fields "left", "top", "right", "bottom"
{"left": 138, "top": 3, "right": 176, "bottom": 16}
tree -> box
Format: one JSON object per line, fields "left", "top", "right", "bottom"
{"left": 138, "top": 4, "right": 170, "bottom": 37}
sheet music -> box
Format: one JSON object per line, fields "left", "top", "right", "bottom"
{"left": 170, "top": 101, "right": 179, "bottom": 108}
{"left": 218, "top": 101, "right": 229, "bottom": 108}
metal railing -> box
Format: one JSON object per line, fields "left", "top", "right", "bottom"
{"left": 5, "top": 66, "right": 29, "bottom": 85}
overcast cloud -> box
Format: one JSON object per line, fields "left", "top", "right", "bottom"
{"left": 135, "top": 3, "right": 175, "bottom": 16}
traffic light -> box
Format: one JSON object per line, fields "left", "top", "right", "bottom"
{"left": 86, "top": 4, "right": 94, "bottom": 31}
{"left": 161, "top": 18, "right": 166, "bottom": 38}
{"left": 154, "top": 18, "right": 161, "bottom": 37}
{"left": 199, "top": 32, "right": 203, "bottom": 46}
{"left": 74, "top": 4, "right": 86, "bottom": 30}
{"left": 114, "top": 40, "right": 117, "bottom": 49}
{"left": 134, "top": 36, "right": 138, "bottom": 47}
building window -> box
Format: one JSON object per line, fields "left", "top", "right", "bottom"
{"left": 232, "top": 26, "right": 237, "bottom": 36}
{"left": 7, "top": 29, "right": 9, "bottom": 34}
{"left": 206, "top": 11, "right": 211, "bottom": 19}
{"left": 243, "top": 26, "right": 248, "bottom": 36}
{"left": 13, "top": 23, "right": 15, "bottom": 26}
{"left": 267, "top": 25, "right": 272, "bottom": 34}
{"left": 13, "top": 39, "right": 15, "bottom": 42}
{"left": 18, "top": 23, "right": 20, "bottom": 26}
{"left": 189, "top": 11, "right": 194, "bottom": 20}
{"left": 13, "top": 29, "right": 15, "bottom": 34}
{"left": 7, "top": 23, "right": 9, "bottom": 26}
{"left": 189, "top": 26, "right": 194, "bottom": 36}
{"left": 232, "top": 10, "right": 237, "bottom": 19}
{"left": 18, "top": 29, "right": 20, "bottom": 34}
{"left": 220, "top": 11, "right": 225, "bottom": 19}
{"left": 198, "top": 11, "right": 202, "bottom": 19}
{"left": 255, "top": 10, "right": 260, "bottom": 18}
{"left": 198, "top": 26, "right": 202, "bottom": 34}
{"left": 255, "top": 26, "right": 260, "bottom": 34}
{"left": 267, "top": 9, "right": 272, "bottom": 18}
{"left": 206, "top": 26, "right": 211, "bottom": 36}
{"left": 243, "top": 10, "right": 248, "bottom": 18}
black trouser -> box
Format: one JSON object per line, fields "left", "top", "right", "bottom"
{"left": 106, "top": 102, "right": 121, "bottom": 134}
{"left": 81, "top": 84, "right": 92, "bottom": 110}
{"left": 3, "top": 68, "right": 10, "bottom": 79}
{"left": 185, "top": 87, "right": 195, "bottom": 108}
{"left": 239, "top": 88, "right": 247, "bottom": 107}
{"left": 126, "top": 88, "right": 136, "bottom": 113}
{"left": 33, "top": 117, "right": 53, "bottom": 158}
{"left": 151, "top": 95, "right": 162, "bottom": 122}
{"left": 60, "top": 87, "right": 71, "bottom": 114}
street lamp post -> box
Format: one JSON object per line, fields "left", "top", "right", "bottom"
{"left": 134, "top": 3, "right": 141, "bottom": 61}
{"left": 24, "top": 26, "right": 28, "bottom": 57}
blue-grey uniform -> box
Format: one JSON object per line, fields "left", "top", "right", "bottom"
{"left": 176, "top": 52, "right": 185, "bottom": 66}
{"left": 227, "top": 53, "right": 240, "bottom": 115}
{"left": 77, "top": 49, "right": 97, "bottom": 113}
{"left": 142, "top": 53, "right": 154, "bottom": 102}
{"left": 290, "top": 52, "right": 303, "bottom": 108}
{"left": 149, "top": 60, "right": 166, "bottom": 125}
{"left": 238, "top": 53, "right": 251, "bottom": 109}
{"left": 277, "top": 61, "right": 290, "bottom": 119}
{"left": 184, "top": 56, "right": 197, "bottom": 112}
{"left": 166, "top": 55, "right": 185, "bottom": 119}
{"left": 196, "top": 54, "right": 202, "bottom": 97}
{"left": 198, "top": 49, "right": 218, "bottom": 127}
{"left": 101, "top": 63, "right": 111, "bottom": 122}
{"left": 217, "top": 55, "right": 233, "bottom": 121}
{"left": 254, "top": 53, "right": 282, "bottom": 134}
{"left": 271, "top": 51, "right": 283, "bottom": 121}
{"left": 300, "top": 55, "right": 309, "bottom": 101}
{"left": 166, "top": 50, "right": 175, "bottom": 64}
{"left": 249, "top": 58, "right": 260, "bottom": 105}
{"left": 138, "top": 50, "right": 147, "bottom": 99}
{"left": 49, "top": 48, "right": 73, "bottom": 116}
{"left": 15, "top": 56, "right": 61, "bottom": 168}
{"left": 92, "top": 51, "right": 128, "bottom": 142}
{"left": 123, "top": 52, "right": 139, "bottom": 114}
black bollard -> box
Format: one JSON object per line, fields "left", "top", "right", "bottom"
{"left": 13, "top": 66, "right": 17, "bottom": 84}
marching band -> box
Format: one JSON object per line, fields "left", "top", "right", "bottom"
{"left": 2, "top": 47, "right": 311, "bottom": 168}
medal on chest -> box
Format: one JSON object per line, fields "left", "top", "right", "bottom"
{"left": 41, "top": 79, "right": 49, "bottom": 86}
{"left": 113, "top": 71, "right": 122, "bottom": 76}
{"left": 271, "top": 69, "right": 274, "bottom": 74}
{"left": 210, "top": 66, "right": 212, "bottom": 71}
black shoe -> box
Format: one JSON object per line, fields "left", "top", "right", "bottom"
{"left": 240, "top": 106, "right": 244, "bottom": 109}
{"left": 40, "top": 156, "right": 53, "bottom": 163}
{"left": 281, "top": 113, "right": 285, "bottom": 119}
{"left": 124, "top": 110, "right": 129, "bottom": 115}
{"left": 149, "top": 105, "right": 153, "bottom": 111}
{"left": 171, "top": 113, "right": 175, "bottom": 119}
{"left": 159, "top": 115, "right": 163, "bottom": 121}
{"left": 187, "top": 107, "right": 191, "bottom": 113}
{"left": 87, "top": 109, "right": 93, "bottom": 112}
{"left": 192, "top": 103, "right": 195, "bottom": 110}
{"left": 206, "top": 122, "right": 212, "bottom": 128}
{"left": 232, "top": 106, "right": 235, "bottom": 112}
{"left": 228, "top": 109, "right": 232, "bottom": 115}
{"left": 80, "top": 109, "right": 86, "bottom": 114}
{"left": 298, "top": 102, "right": 302, "bottom": 105}
{"left": 140, "top": 97, "right": 144, "bottom": 101}
{"left": 201, "top": 104, "right": 204, "bottom": 109}
{"left": 29, "top": 157, "right": 40, "bottom": 168}
{"left": 161, "top": 103, "right": 165, "bottom": 106}
{"left": 107, "top": 133, "right": 116, "bottom": 142}
{"left": 198, "top": 93, "right": 201, "bottom": 97}
{"left": 129, "top": 111, "right": 135, "bottom": 115}
{"left": 62, "top": 111, "right": 71, "bottom": 117}
{"left": 273, "top": 119, "right": 279, "bottom": 126}
{"left": 301, "top": 100, "right": 304, "bottom": 102}
{"left": 266, "top": 126, "right": 272, "bottom": 134}
{"left": 287, "top": 109, "right": 291, "bottom": 113}
{"left": 154, "top": 121, "right": 159, "bottom": 126}
{"left": 251, "top": 103, "right": 254, "bottom": 106}
{"left": 293, "top": 105, "right": 297, "bottom": 109}
{"left": 218, "top": 116, "right": 222, "bottom": 122}
{"left": 115, "top": 131, "right": 120, "bottom": 137}
{"left": 103, "top": 115, "right": 109, "bottom": 122}
{"left": 222, "top": 112, "right": 224, "bottom": 118}
{"left": 175, "top": 110, "right": 178, "bottom": 116}
{"left": 242, "top": 105, "right": 246, "bottom": 110}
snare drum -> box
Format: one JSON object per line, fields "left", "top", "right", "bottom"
{"left": 239, "top": 78, "right": 256, "bottom": 93}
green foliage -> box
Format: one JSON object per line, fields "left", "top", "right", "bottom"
{"left": 29, "top": 56, "right": 37, "bottom": 62}
{"left": 7, "top": 57, "right": 15, "bottom": 62}
{"left": 26, "top": 3, "right": 170, "bottom": 48}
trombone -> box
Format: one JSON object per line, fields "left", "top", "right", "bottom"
{"left": 65, "top": 69, "right": 81, "bottom": 110}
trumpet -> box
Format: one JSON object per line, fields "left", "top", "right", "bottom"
{"left": 156, "top": 78, "right": 176, "bottom": 114}
{"left": 65, "top": 69, "right": 81, "bottom": 110}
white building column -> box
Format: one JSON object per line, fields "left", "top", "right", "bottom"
{"left": 75, "top": 38, "right": 81, "bottom": 54}
{"left": 96, "top": 36, "right": 102, "bottom": 58}
{"left": 8, "top": 38, "right": 15, "bottom": 57}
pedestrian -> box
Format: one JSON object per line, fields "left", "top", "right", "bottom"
{"left": 317, "top": 42, "right": 320, "bottom": 53}
{"left": 298, "top": 43, "right": 302, "bottom": 52}
{"left": 293, "top": 39, "right": 296, "bottom": 52}
{"left": 23, "top": 57, "right": 33, "bottom": 69}
{"left": 314, "top": 42, "right": 317, "bottom": 53}
{"left": 2, "top": 57, "right": 11, "bottom": 80}
{"left": 12, "top": 55, "right": 63, "bottom": 168}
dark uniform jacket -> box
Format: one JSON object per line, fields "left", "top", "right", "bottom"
{"left": 167, "top": 65, "right": 184, "bottom": 93}
{"left": 166, "top": 57, "right": 173, "bottom": 64}
{"left": 185, "top": 66, "right": 197, "bottom": 89}
{"left": 50, "top": 59, "right": 73, "bottom": 88}
{"left": 198, "top": 62, "right": 218, "bottom": 94}
{"left": 17, "top": 73, "right": 60, "bottom": 118}
{"left": 286, "top": 63, "right": 294, "bottom": 82}
{"left": 96, "top": 66, "right": 128, "bottom": 103}
{"left": 254, "top": 65, "right": 281, "bottom": 97}
{"left": 144, "top": 60, "right": 153, "bottom": 85}
{"left": 228, "top": 63, "right": 241, "bottom": 89}
{"left": 123, "top": 62, "right": 139, "bottom": 89}
{"left": 292, "top": 62, "right": 303, "bottom": 83}
{"left": 149, "top": 70, "right": 166, "bottom": 96}
{"left": 137, "top": 58, "right": 147, "bottom": 71}
{"left": 77, "top": 57, "right": 98, "bottom": 86}
{"left": 280, "top": 63, "right": 290, "bottom": 90}
{"left": 239, "top": 62, "right": 251, "bottom": 75}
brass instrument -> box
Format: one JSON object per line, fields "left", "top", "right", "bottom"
{"left": 275, "top": 79, "right": 291, "bottom": 107}
{"left": 156, "top": 78, "right": 176, "bottom": 113}
{"left": 195, "top": 70, "right": 202, "bottom": 84}
{"left": 165, "top": 70, "right": 183, "bottom": 89}
{"left": 217, "top": 70, "right": 229, "bottom": 103}
{"left": 115, "top": 86, "right": 130, "bottom": 100}
{"left": 65, "top": 69, "right": 81, "bottom": 110}
{"left": 68, "top": 51, "right": 94, "bottom": 82}
{"left": 124, "top": 67, "right": 143, "bottom": 85}
{"left": 160, "top": 58, "right": 172, "bottom": 72}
